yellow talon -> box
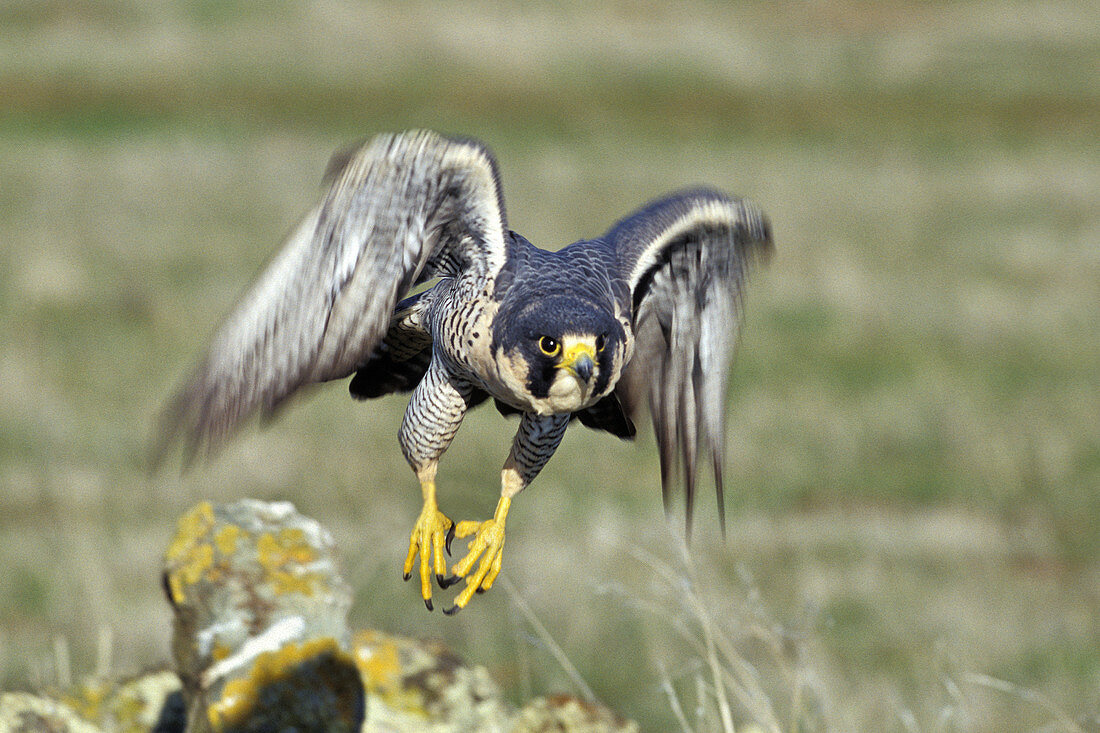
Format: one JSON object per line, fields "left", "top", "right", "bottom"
{"left": 445, "top": 497, "right": 510, "bottom": 614}
{"left": 403, "top": 479, "right": 454, "bottom": 611}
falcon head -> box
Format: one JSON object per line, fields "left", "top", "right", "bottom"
{"left": 492, "top": 295, "right": 627, "bottom": 415}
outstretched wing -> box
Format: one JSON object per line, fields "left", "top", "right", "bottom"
{"left": 606, "top": 188, "right": 772, "bottom": 538}
{"left": 160, "top": 130, "right": 509, "bottom": 461}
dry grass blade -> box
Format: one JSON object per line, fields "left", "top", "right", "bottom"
{"left": 500, "top": 574, "right": 597, "bottom": 704}
{"left": 657, "top": 658, "right": 696, "bottom": 733}
{"left": 962, "top": 673, "right": 1086, "bottom": 733}
{"left": 628, "top": 544, "right": 787, "bottom": 733}
{"left": 53, "top": 636, "right": 71, "bottom": 691}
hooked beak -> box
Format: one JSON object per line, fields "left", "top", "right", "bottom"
{"left": 558, "top": 342, "right": 596, "bottom": 384}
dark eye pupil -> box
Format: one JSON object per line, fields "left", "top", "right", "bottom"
{"left": 596, "top": 334, "right": 606, "bottom": 351}
{"left": 540, "top": 336, "right": 558, "bottom": 354}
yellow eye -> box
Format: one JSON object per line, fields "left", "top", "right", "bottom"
{"left": 538, "top": 336, "right": 560, "bottom": 356}
{"left": 596, "top": 334, "right": 607, "bottom": 352}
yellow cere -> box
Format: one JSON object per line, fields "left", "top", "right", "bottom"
{"left": 559, "top": 341, "right": 596, "bottom": 367}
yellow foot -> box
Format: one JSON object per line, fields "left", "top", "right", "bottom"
{"left": 402, "top": 493, "right": 457, "bottom": 612}
{"left": 443, "top": 497, "right": 510, "bottom": 615}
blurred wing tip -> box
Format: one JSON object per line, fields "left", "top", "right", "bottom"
{"left": 654, "top": 448, "right": 728, "bottom": 545}
{"left": 700, "top": 192, "right": 774, "bottom": 255}
{"left": 329, "top": 129, "right": 499, "bottom": 177}
{"left": 322, "top": 128, "right": 508, "bottom": 247}
{"left": 322, "top": 136, "right": 371, "bottom": 184}
{"left": 149, "top": 390, "right": 205, "bottom": 475}
{"left": 151, "top": 367, "right": 244, "bottom": 473}
{"left": 672, "top": 187, "right": 774, "bottom": 255}
{"left": 739, "top": 202, "right": 774, "bottom": 261}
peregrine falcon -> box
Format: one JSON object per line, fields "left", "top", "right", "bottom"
{"left": 163, "top": 130, "right": 772, "bottom": 613}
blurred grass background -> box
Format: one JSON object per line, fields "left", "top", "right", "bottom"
{"left": 1, "top": 0, "right": 1098, "bottom": 729}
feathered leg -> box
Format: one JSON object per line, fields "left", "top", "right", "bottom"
{"left": 399, "top": 360, "right": 472, "bottom": 610}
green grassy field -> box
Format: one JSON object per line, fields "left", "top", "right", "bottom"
{"left": 2, "top": 1, "right": 1098, "bottom": 730}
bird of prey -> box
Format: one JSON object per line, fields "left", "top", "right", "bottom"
{"left": 163, "top": 130, "right": 772, "bottom": 614}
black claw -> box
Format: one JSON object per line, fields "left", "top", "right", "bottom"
{"left": 403, "top": 572, "right": 411, "bottom": 581}
{"left": 445, "top": 523, "right": 456, "bottom": 556}
{"left": 475, "top": 586, "right": 485, "bottom": 594}
{"left": 442, "top": 604, "right": 461, "bottom": 616}
{"left": 424, "top": 597, "right": 434, "bottom": 612}
{"left": 437, "top": 573, "right": 462, "bottom": 589}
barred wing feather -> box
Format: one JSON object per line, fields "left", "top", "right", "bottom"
{"left": 606, "top": 188, "right": 772, "bottom": 537}
{"left": 160, "top": 130, "right": 508, "bottom": 461}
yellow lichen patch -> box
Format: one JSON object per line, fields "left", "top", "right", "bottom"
{"left": 212, "top": 639, "right": 232, "bottom": 662}
{"left": 354, "top": 634, "right": 401, "bottom": 689}
{"left": 352, "top": 631, "right": 426, "bottom": 714}
{"left": 57, "top": 678, "right": 113, "bottom": 724}
{"left": 270, "top": 570, "right": 315, "bottom": 596}
{"left": 163, "top": 502, "right": 218, "bottom": 605}
{"left": 106, "top": 672, "right": 182, "bottom": 733}
{"left": 0, "top": 694, "right": 102, "bottom": 733}
{"left": 110, "top": 693, "right": 147, "bottom": 733}
{"left": 205, "top": 637, "right": 354, "bottom": 730}
{"left": 257, "top": 528, "right": 324, "bottom": 597}
{"left": 267, "top": 528, "right": 317, "bottom": 565}
{"left": 166, "top": 541, "right": 214, "bottom": 606}
{"left": 164, "top": 502, "right": 215, "bottom": 564}
{"left": 214, "top": 523, "right": 244, "bottom": 556}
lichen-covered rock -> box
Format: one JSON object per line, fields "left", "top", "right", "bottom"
{"left": 55, "top": 671, "right": 181, "bottom": 733}
{"left": 205, "top": 638, "right": 363, "bottom": 732}
{"left": 353, "top": 630, "right": 511, "bottom": 732}
{"left": 2, "top": 500, "right": 639, "bottom": 732}
{"left": 104, "top": 671, "right": 182, "bottom": 733}
{"left": 0, "top": 693, "right": 103, "bottom": 733}
{"left": 162, "top": 500, "right": 362, "bottom": 732}
{"left": 512, "top": 695, "right": 640, "bottom": 733}
{"left": 109, "top": 672, "right": 183, "bottom": 733}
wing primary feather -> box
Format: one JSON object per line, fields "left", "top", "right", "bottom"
{"left": 156, "top": 130, "right": 509, "bottom": 465}
{"left": 607, "top": 188, "right": 772, "bottom": 537}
